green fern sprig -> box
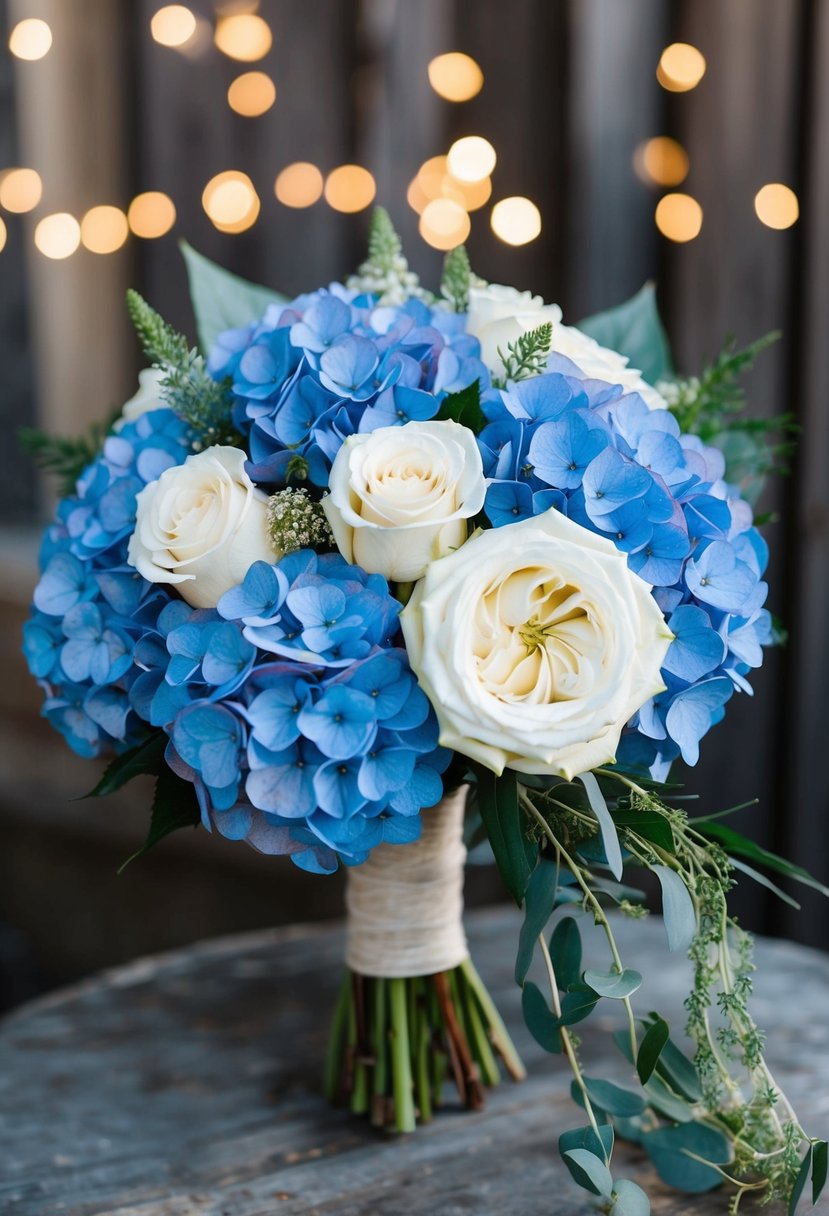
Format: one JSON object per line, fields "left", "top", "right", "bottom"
{"left": 441, "top": 245, "right": 473, "bottom": 313}
{"left": 492, "top": 321, "right": 553, "bottom": 388}
{"left": 20, "top": 414, "right": 118, "bottom": 497}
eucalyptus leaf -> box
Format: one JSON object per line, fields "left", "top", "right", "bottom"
{"left": 584, "top": 968, "right": 643, "bottom": 1000}
{"left": 653, "top": 1034, "right": 703, "bottom": 1103}
{"left": 473, "top": 766, "right": 537, "bottom": 905}
{"left": 562, "top": 1148, "right": 614, "bottom": 1198}
{"left": 578, "top": 282, "right": 673, "bottom": 386}
{"left": 516, "top": 858, "right": 558, "bottom": 985}
{"left": 559, "top": 1123, "right": 614, "bottom": 1165}
{"left": 788, "top": 1145, "right": 813, "bottom": 1216}
{"left": 550, "top": 915, "right": 582, "bottom": 991}
{"left": 579, "top": 770, "right": 623, "bottom": 879}
{"left": 559, "top": 984, "right": 600, "bottom": 1027}
{"left": 521, "top": 981, "right": 562, "bottom": 1053}
{"left": 812, "top": 1139, "right": 828, "bottom": 1205}
{"left": 643, "top": 1122, "right": 731, "bottom": 1193}
{"left": 636, "top": 1016, "right": 669, "bottom": 1084}
{"left": 583, "top": 1077, "right": 646, "bottom": 1118}
{"left": 181, "top": 241, "right": 286, "bottom": 355}
{"left": 730, "top": 857, "right": 801, "bottom": 909}
{"left": 610, "top": 1178, "right": 651, "bottom": 1216}
{"left": 642, "top": 1072, "right": 695, "bottom": 1124}
{"left": 698, "top": 821, "right": 829, "bottom": 898}
{"left": 653, "top": 865, "right": 697, "bottom": 952}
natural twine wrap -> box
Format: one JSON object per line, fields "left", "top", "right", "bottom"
{"left": 345, "top": 785, "right": 470, "bottom": 978}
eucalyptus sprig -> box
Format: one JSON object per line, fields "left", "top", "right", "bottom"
{"left": 492, "top": 322, "right": 553, "bottom": 388}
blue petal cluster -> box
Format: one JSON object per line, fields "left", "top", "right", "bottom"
{"left": 158, "top": 554, "right": 450, "bottom": 872}
{"left": 478, "top": 353, "right": 771, "bottom": 778}
{"left": 209, "top": 287, "right": 488, "bottom": 488}
{"left": 23, "top": 408, "right": 192, "bottom": 757}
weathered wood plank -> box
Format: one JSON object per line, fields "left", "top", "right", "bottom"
{"left": 1, "top": 910, "right": 827, "bottom": 1214}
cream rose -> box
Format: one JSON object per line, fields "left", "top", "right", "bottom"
{"left": 466, "top": 283, "right": 667, "bottom": 410}
{"left": 400, "top": 508, "right": 672, "bottom": 779}
{"left": 128, "top": 446, "right": 276, "bottom": 608}
{"left": 113, "top": 368, "right": 166, "bottom": 430}
{"left": 322, "top": 420, "right": 486, "bottom": 583}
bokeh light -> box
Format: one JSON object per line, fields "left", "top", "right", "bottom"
{"left": 427, "top": 52, "right": 484, "bottom": 102}
{"left": 407, "top": 155, "right": 449, "bottom": 214}
{"left": 8, "top": 18, "right": 52, "bottom": 61}
{"left": 203, "top": 171, "right": 261, "bottom": 232}
{"left": 275, "top": 162, "right": 323, "bottom": 208}
{"left": 324, "top": 165, "right": 376, "bottom": 213}
{"left": 490, "top": 196, "right": 542, "bottom": 246}
{"left": 128, "top": 192, "right": 177, "bottom": 238}
{"left": 81, "top": 206, "right": 129, "bottom": 254}
{"left": 227, "top": 71, "right": 276, "bottom": 116}
{"left": 34, "top": 213, "right": 81, "bottom": 260}
{"left": 0, "top": 217, "right": 6, "bottom": 254}
{"left": 655, "top": 192, "right": 703, "bottom": 242}
{"left": 0, "top": 168, "right": 43, "bottom": 213}
{"left": 657, "top": 43, "right": 706, "bottom": 92}
{"left": 447, "top": 136, "right": 496, "bottom": 183}
{"left": 419, "top": 199, "right": 470, "bottom": 250}
{"left": 214, "top": 14, "right": 272, "bottom": 61}
{"left": 443, "top": 173, "right": 492, "bottom": 212}
{"left": 634, "top": 137, "right": 690, "bottom": 187}
{"left": 754, "top": 183, "right": 799, "bottom": 230}
{"left": 150, "top": 5, "right": 196, "bottom": 48}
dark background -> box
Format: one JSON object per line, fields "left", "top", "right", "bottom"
{"left": 1, "top": 0, "right": 827, "bottom": 1012}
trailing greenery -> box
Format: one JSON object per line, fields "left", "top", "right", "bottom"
{"left": 20, "top": 412, "right": 119, "bottom": 497}
{"left": 126, "top": 289, "right": 240, "bottom": 448}
{"left": 492, "top": 321, "right": 553, "bottom": 388}
{"left": 441, "top": 245, "right": 473, "bottom": 313}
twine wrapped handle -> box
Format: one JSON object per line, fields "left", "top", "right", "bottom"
{"left": 345, "top": 785, "right": 470, "bottom": 978}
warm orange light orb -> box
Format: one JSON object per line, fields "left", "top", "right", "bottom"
{"left": 81, "top": 206, "right": 130, "bottom": 254}
{"left": 490, "top": 196, "right": 542, "bottom": 246}
{"left": 214, "top": 14, "right": 272, "bottom": 62}
{"left": 419, "top": 198, "right": 470, "bottom": 250}
{"left": 202, "top": 171, "right": 260, "bottom": 232}
{"left": 324, "top": 165, "right": 376, "bottom": 213}
{"left": 0, "top": 168, "right": 43, "bottom": 213}
{"left": 8, "top": 18, "right": 52, "bottom": 61}
{"left": 275, "top": 163, "right": 324, "bottom": 208}
{"left": 150, "top": 5, "right": 197, "bottom": 48}
{"left": 754, "top": 183, "right": 799, "bottom": 230}
{"left": 34, "top": 213, "right": 81, "bottom": 260}
{"left": 447, "top": 136, "right": 496, "bottom": 183}
{"left": 227, "top": 71, "right": 276, "bottom": 117}
{"left": 634, "top": 137, "right": 690, "bottom": 187}
{"left": 657, "top": 43, "right": 706, "bottom": 92}
{"left": 655, "top": 192, "right": 703, "bottom": 242}
{"left": 427, "top": 52, "right": 484, "bottom": 102}
{"left": 0, "top": 217, "right": 6, "bottom": 254}
{"left": 128, "top": 192, "right": 177, "bottom": 238}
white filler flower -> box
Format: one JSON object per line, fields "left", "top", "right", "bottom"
{"left": 401, "top": 507, "right": 672, "bottom": 779}
{"left": 128, "top": 446, "right": 275, "bottom": 608}
{"left": 322, "top": 420, "right": 486, "bottom": 583}
{"left": 466, "top": 283, "right": 667, "bottom": 410}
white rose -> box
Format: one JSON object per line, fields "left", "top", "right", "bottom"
{"left": 401, "top": 508, "right": 672, "bottom": 779}
{"left": 466, "top": 283, "right": 667, "bottom": 410}
{"left": 113, "top": 368, "right": 166, "bottom": 430}
{"left": 322, "top": 420, "right": 486, "bottom": 583}
{"left": 128, "top": 446, "right": 276, "bottom": 608}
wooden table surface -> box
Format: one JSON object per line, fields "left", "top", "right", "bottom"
{"left": 1, "top": 909, "right": 827, "bottom": 1216}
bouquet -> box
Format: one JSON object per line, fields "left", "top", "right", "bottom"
{"left": 23, "top": 208, "right": 827, "bottom": 1214}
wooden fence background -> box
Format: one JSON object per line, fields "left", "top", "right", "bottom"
{"left": 0, "top": 0, "right": 826, "bottom": 1003}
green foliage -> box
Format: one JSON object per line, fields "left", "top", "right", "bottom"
{"left": 366, "top": 205, "right": 403, "bottom": 273}
{"left": 609, "top": 1178, "right": 651, "bottom": 1216}
{"left": 652, "top": 864, "right": 696, "bottom": 952}
{"left": 472, "top": 765, "right": 536, "bottom": 905}
{"left": 636, "top": 1016, "right": 669, "bottom": 1085}
{"left": 583, "top": 967, "right": 642, "bottom": 1000}
{"left": 582, "top": 1076, "right": 646, "bottom": 1118}
{"left": 579, "top": 770, "right": 623, "bottom": 879}
{"left": 515, "top": 857, "right": 558, "bottom": 984}
{"left": 548, "top": 915, "right": 582, "bottom": 991}
{"left": 20, "top": 411, "right": 119, "bottom": 498}
{"left": 578, "top": 281, "right": 673, "bottom": 386}
{"left": 440, "top": 244, "right": 472, "bottom": 312}
{"left": 118, "top": 765, "right": 200, "bottom": 872}
{"left": 435, "top": 378, "right": 486, "bottom": 433}
{"left": 126, "top": 289, "right": 240, "bottom": 448}
{"left": 561, "top": 1147, "right": 614, "bottom": 1197}
{"left": 696, "top": 820, "right": 829, "bottom": 899}
{"left": 521, "top": 980, "right": 563, "bottom": 1053}
{"left": 180, "top": 240, "right": 286, "bottom": 355}
{"left": 643, "top": 1122, "right": 732, "bottom": 1194}
{"left": 266, "top": 486, "right": 333, "bottom": 554}
{"left": 558, "top": 1123, "right": 614, "bottom": 1165}
{"left": 492, "top": 321, "right": 553, "bottom": 388}
{"left": 81, "top": 732, "right": 167, "bottom": 798}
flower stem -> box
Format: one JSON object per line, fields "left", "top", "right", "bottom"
{"left": 389, "top": 977, "right": 416, "bottom": 1132}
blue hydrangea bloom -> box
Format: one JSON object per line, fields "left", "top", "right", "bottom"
{"left": 479, "top": 352, "right": 771, "bottom": 779}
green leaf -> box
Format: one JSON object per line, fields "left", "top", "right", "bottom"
{"left": 81, "top": 732, "right": 167, "bottom": 799}
{"left": 578, "top": 282, "right": 673, "bottom": 386}
{"left": 642, "top": 1073, "right": 695, "bottom": 1123}
{"left": 435, "top": 379, "right": 485, "bottom": 434}
{"left": 583, "top": 968, "right": 642, "bottom": 1000}
{"left": 558, "top": 1123, "right": 614, "bottom": 1166}
{"left": 788, "top": 1146, "right": 812, "bottom": 1216}
{"left": 559, "top": 983, "right": 600, "bottom": 1027}
{"left": 653, "top": 865, "right": 696, "bottom": 952}
{"left": 610, "top": 1179, "right": 651, "bottom": 1216}
{"left": 521, "top": 981, "right": 562, "bottom": 1053}
{"left": 515, "top": 857, "right": 558, "bottom": 984}
{"left": 653, "top": 1034, "right": 703, "bottom": 1103}
{"left": 579, "top": 771, "right": 623, "bottom": 879}
{"left": 613, "top": 805, "right": 675, "bottom": 852}
{"left": 473, "top": 766, "right": 537, "bottom": 905}
{"left": 697, "top": 821, "right": 829, "bottom": 898}
{"left": 643, "top": 1122, "right": 731, "bottom": 1194}
{"left": 583, "top": 1077, "right": 646, "bottom": 1118}
{"left": 20, "top": 416, "right": 117, "bottom": 498}
{"left": 562, "top": 1148, "right": 613, "bottom": 1198}
{"left": 549, "top": 915, "right": 582, "bottom": 991}
{"left": 730, "top": 857, "right": 801, "bottom": 909}
{"left": 812, "top": 1139, "right": 828, "bottom": 1205}
{"left": 118, "top": 767, "right": 201, "bottom": 872}
{"left": 180, "top": 241, "right": 286, "bottom": 355}
{"left": 636, "top": 1016, "right": 669, "bottom": 1084}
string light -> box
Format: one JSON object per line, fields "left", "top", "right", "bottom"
{"left": 447, "top": 136, "right": 496, "bottom": 183}
{"left": 214, "top": 14, "right": 272, "bottom": 62}
{"left": 754, "top": 183, "right": 799, "bottom": 230}
{"left": 490, "top": 196, "right": 541, "bottom": 246}
{"left": 657, "top": 43, "right": 706, "bottom": 92}
{"left": 8, "top": 18, "right": 52, "bottom": 61}
{"left": 34, "top": 213, "right": 81, "bottom": 260}
{"left": 324, "top": 165, "right": 376, "bottom": 213}
{"left": 443, "top": 173, "right": 491, "bottom": 212}
{"left": 275, "top": 162, "right": 323, "bottom": 208}
{"left": 81, "top": 206, "right": 129, "bottom": 254}
{"left": 150, "top": 5, "right": 196, "bottom": 48}
{"left": 202, "top": 171, "right": 260, "bottom": 232}
{"left": 427, "top": 52, "right": 484, "bottom": 102}
{"left": 0, "top": 217, "right": 6, "bottom": 254}
{"left": 419, "top": 198, "right": 470, "bottom": 250}
{"left": 227, "top": 71, "right": 276, "bottom": 116}
{"left": 655, "top": 192, "right": 703, "bottom": 242}
{"left": 0, "top": 168, "right": 43, "bottom": 213}
{"left": 634, "top": 137, "right": 689, "bottom": 187}
{"left": 128, "top": 192, "right": 176, "bottom": 238}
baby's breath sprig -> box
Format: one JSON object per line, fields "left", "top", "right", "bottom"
{"left": 492, "top": 321, "right": 553, "bottom": 388}
{"left": 266, "top": 487, "right": 334, "bottom": 556}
